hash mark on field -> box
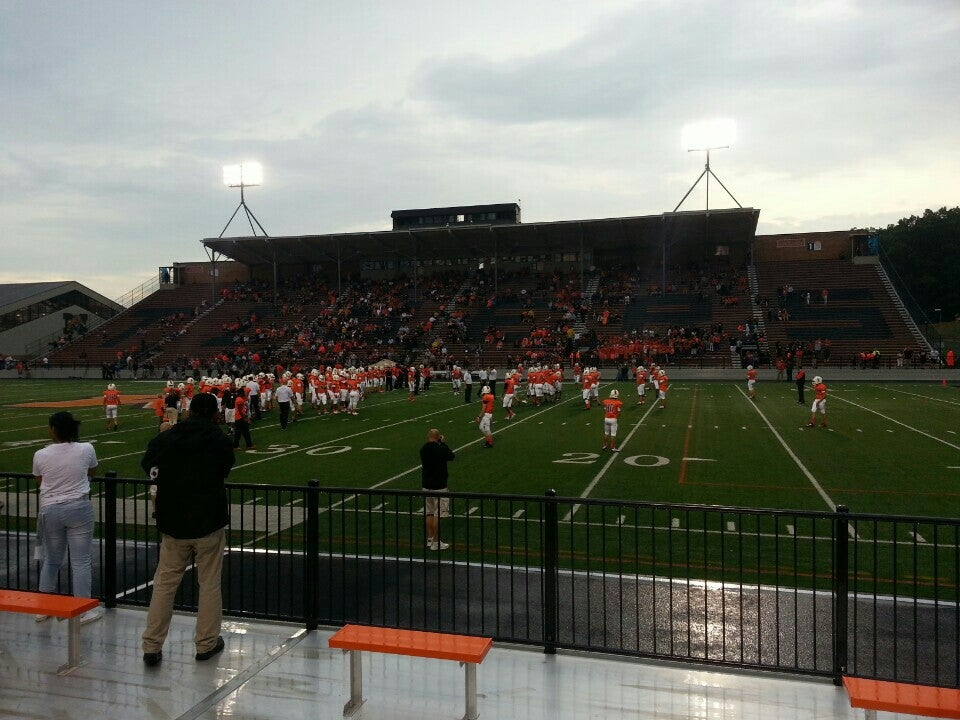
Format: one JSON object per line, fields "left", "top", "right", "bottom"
{"left": 786, "top": 524, "right": 795, "bottom": 536}
{"left": 886, "top": 429, "right": 894, "bottom": 433}
{"left": 512, "top": 509, "right": 525, "bottom": 519}
{"left": 243, "top": 497, "right": 262, "bottom": 506}
{"left": 467, "top": 506, "right": 479, "bottom": 515}
{"left": 371, "top": 503, "right": 385, "bottom": 511}
{"left": 909, "top": 531, "right": 927, "bottom": 544}
{"left": 856, "top": 429, "right": 862, "bottom": 432}
{"left": 671, "top": 517, "right": 680, "bottom": 529}
{"left": 284, "top": 498, "right": 304, "bottom": 507}
{"left": 617, "top": 515, "right": 626, "bottom": 526}
{"left": 726, "top": 521, "right": 736, "bottom": 532}
{"left": 414, "top": 506, "right": 424, "bottom": 514}
{"left": 848, "top": 525, "right": 860, "bottom": 540}
{"left": 948, "top": 430, "right": 957, "bottom": 435}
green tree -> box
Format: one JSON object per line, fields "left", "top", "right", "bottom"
{"left": 875, "top": 207, "right": 960, "bottom": 321}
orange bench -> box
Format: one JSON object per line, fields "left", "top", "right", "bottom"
{"left": 328, "top": 624, "right": 493, "bottom": 719}
{"left": 843, "top": 677, "right": 960, "bottom": 719}
{"left": 0, "top": 590, "right": 100, "bottom": 674}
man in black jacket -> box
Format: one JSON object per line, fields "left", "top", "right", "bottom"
{"left": 420, "top": 428, "right": 455, "bottom": 550}
{"left": 140, "top": 392, "right": 234, "bottom": 666}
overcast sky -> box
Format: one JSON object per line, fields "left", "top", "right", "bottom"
{"left": 1, "top": 0, "right": 958, "bottom": 300}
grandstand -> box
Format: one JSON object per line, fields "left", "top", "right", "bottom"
{"left": 31, "top": 207, "right": 935, "bottom": 375}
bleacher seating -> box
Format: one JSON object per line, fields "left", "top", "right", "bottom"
{"left": 754, "top": 259, "right": 921, "bottom": 364}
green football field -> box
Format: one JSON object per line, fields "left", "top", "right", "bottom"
{"left": 1, "top": 377, "right": 958, "bottom": 518}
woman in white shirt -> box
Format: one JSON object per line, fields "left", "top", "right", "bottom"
{"left": 32, "top": 412, "right": 102, "bottom": 624}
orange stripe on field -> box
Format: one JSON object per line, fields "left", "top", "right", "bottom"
{"left": 12, "top": 394, "right": 157, "bottom": 409}
{"left": 677, "top": 387, "right": 699, "bottom": 485}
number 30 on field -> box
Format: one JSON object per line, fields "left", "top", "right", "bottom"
{"left": 553, "top": 452, "right": 669, "bottom": 467}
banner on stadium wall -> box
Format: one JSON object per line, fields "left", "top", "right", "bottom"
{"left": 775, "top": 238, "right": 808, "bottom": 248}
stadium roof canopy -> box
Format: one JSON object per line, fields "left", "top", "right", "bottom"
{"left": 202, "top": 208, "right": 760, "bottom": 268}
{"left": 0, "top": 281, "right": 76, "bottom": 312}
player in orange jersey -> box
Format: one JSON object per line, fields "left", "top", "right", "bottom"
{"left": 581, "top": 371, "right": 593, "bottom": 410}
{"left": 635, "top": 364, "right": 648, "bottom": 404}
{"left": 103, "top": 383, "right": 121, "bottom": 431}
{"left": 807, "top": 375, "right": 828, "bottom": 428}
{"left": 477, "top": 385, "right": 495, "bottom": 448}
{"left": 601, "top": 389, "right": 624, "bottom": 451}
{"left": 746, "top": 365, "right": 758, "bottom": 400}
{"left": 502, "top": 373, "right": 516, "bottom": 420}
{"left": 657, "top": 371, "right": 669, "bottom": 409}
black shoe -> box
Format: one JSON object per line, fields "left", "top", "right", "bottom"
{"left": 143, "top": 650, "right": 163, "bottom": 666}
{"left": 196, "top": 635, "right": 225, "bottom": 661}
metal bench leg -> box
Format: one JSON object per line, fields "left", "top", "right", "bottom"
{"left": 57, "top": 617, "right": 83, "bottom": 675}
{"left": 864, "top": 711, "right": 876, "bottom": 720}
{"left": 343, "top": 650, "right": 364, "bottom": 716}
{"left": 462, "top": 662, "right": 478, "bottom": 720}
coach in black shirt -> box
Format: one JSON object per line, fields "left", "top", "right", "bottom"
{"left": 420, "top": 428, "right": 455, "bottom": 550}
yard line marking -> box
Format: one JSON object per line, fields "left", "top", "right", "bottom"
{"left": 786, "top": 524, "right": 795, "bottom": 536}
{"left": 374, "top": 384, "right": 610, "bottom": 490}
{"left": 363, "top": 447, "right": 389, "bottom": 451}
{"left": 564, "top": 397, "right": 661, "bottom": 521}
{"left": 735, "top": 385, "right": 836, "bottom": 511}
{"left": 683, "top": 457, "right": 716, "bottom": 462}
{"left": 677, "top": 387, "right": 699, "bottom": 485}
{"left": 880, "top": 386, "right": 960, "bottom": 406}
{"left": 512, "top": 509, "right": 525, "bottom": 519}
{"left": 848, "top": 525, "right": 860, "bottom": 540}
{"left": 0, "top": 418, "right": 159, "bottom": 453}
{"left": 671, "top": 517, "right": 680, "bottom": 528}
{"left": 830, "top": 394, "right": 960, "bottom": 451}
{"left": 726, "top": 521, "right": 736, "bottom": 532}
{"left": 909, "top": 531, "right": 927, "bottom": 544}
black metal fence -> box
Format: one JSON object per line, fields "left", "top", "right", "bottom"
{"left": 2, "top": 471, "right": 957, "bottom": 688}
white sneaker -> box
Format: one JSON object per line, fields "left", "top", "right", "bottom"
{"left": 79, "top": 608, "right": 103, "bottom": 625}
{"left": 429, "top": 541, "right": 449, "bottom": 551}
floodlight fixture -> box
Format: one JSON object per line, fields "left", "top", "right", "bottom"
{"left": 673, "top": 118, "right": 742, "bottom": 213}
{"left": 222, "top": 162, "right": 263, "bottom": 188}
{"left": 681, "top": 118, "right": 737, "bottom": 152}
{"left": 219, "top": 161, "right": 268, "bottom": 238}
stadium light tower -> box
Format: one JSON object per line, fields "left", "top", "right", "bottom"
{"left": 673, "top": 119, "right": 743, "bottom": 212}
{"left": 219, "top": 162, "right": 268, "bottom": 237}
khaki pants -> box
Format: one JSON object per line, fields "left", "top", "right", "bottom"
{"left": 142, "top": 528, "right": 225, "bottom": 654}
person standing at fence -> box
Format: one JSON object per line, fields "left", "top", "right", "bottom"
{"left": 420, "top": 428, "right": 455, "bottom": 551}
{"left": 140, "top": 392, "right": 234, "bottom": 667}
{"left": 32, "top": 412, "right": 103, "bottom": 625}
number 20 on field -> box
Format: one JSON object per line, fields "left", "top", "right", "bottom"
{"left": 553, "top": 452, "right": 670, "bottom": 467}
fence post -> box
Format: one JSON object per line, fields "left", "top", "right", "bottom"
{"left": 103, "top": 471, "right": 117, "bottom": 608}
{"left": 832, "top": 504, "right": 850, "bottom": 685}
{"left": 304, "top": 480, "right": 320, "bottom": 631}
{"left": 543, "top": 489, "right": 559, "bottom": 655}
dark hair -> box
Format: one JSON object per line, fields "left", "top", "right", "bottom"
{"left": 189, "top": 392, "right": 218, "bottom": 420}
{"left": 49, "top": 411, "right": 81, "bottom": 442}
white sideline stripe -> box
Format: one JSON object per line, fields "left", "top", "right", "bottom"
{"left": 735, "top": 385, "right": 836, "bottom": 511}
{"left": 374, "top": 384, "right": 609, "bottom": 489}
{"left": 880, "top": 386, "right": 960, "bottom": 407}
{"left": 564, "top": 399, "right": 660, "bottom": 521}
{"left": 830, "top": 394, "right": 960, "bottom": 452}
